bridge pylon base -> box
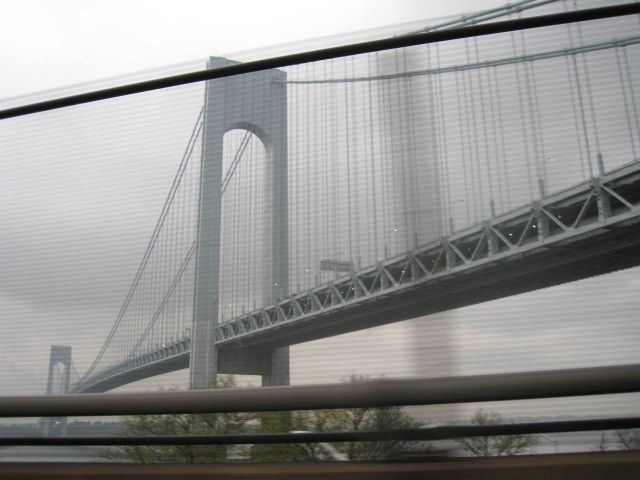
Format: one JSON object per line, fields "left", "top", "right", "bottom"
{"left": 210, "top": 345, "right": 290, "bottom": 388}
{"left": 262, "top": 347, "right": 290, "bottom": 387}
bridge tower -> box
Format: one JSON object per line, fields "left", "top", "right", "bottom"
{"left": 190, "top": 57, "right": 289, "bottom": 389}
{"left": 44, "top": 345, "right": 72, "bottom": 435}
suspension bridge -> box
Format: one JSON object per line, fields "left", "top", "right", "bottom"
{"left": 43, "top": 1, "right": 640, "bottom": 395}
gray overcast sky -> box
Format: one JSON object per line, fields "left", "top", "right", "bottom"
{"left": 1, "top": 0, "right": 639, "bottom": 424}
{"left": 0, "top": 0, "right": 501, "bottom": 100}
{"left": 0, "top": 0, "right": 508, "bottom": 392}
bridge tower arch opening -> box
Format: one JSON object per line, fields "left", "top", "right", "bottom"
{"left": 44, "top": 345, "right": 72, "bottom": 435}
{"left": 190, "top": 57, "right": 289, "bottom": 389}
{"left": 219, "top": 128, "right": 272, "bottom": 322}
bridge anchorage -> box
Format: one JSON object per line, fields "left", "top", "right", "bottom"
{"left": 53, "top": 4, "right": 640, "bottom": 395}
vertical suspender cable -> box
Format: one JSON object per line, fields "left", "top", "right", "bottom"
{"left": 152, "top": 208, "right": 161, "bottom": 350}
{"left": 366, "top": 54, "right": 379, "bottom": 261}
{"left": 576, "top": 20, "right": 601, "bottom": 160}
{"left": 562, "top": 0, "right": 589, "bottom": 179}
{"left": 222, "top": 134, "right": 229, "bottom": 319}
{"left": 529, "top": 62, "right": 548, "bottom": 191}
{"left": 175, "top": 158, "right": 184, "bottom": 342}
{"left": 425, "top": 44, "right": 443, "bottom": 238}
{"left": 330, "top": 61, "right": 340, "bottom": 272}
{"left": 231, "top": 131, "right": 238, "bottom": 316}
{"left": 322, "top": 62, "right": 330, "bottom": 282}
{"left": 375, "top": 52, "right": 391, "bottom": 258}
{"left": 344, "top": 57, "right": 354, "bottom": 263}
{"left": 312, "top": 63, "right": 321, "bottom": 280}
{"left": 405, "top": 49, "right": 423, "bottom": 246}
{"left": 517, "top": 14, "right": 549, "bottom": 194}
{"left": 492, "top": 67, "right": 512, "bottom": 210}
{"left": 615, "top": 47, "right": 638, "bottom": 160}
{"left": 160, "top": 172, "right": 171, "bottom": 347}
{"left": 486, "top": 64, "right": 505, "bottom": 213}
{"left": 169, "top": 147, "right": 178, "bottom": 344}
{"left": 181, "top": 132, "right": 192, "bottom": 339}
{"left": 229, "top": 131, "right": 236, "bottom": 318}
{"left": 436, "top": 44, "right": 455, "bottom": 232}
{"left": 454, "top": 71, "right": 472, "bottom": 226}
{"left": 350, "top": 56, "right": 362, "bottom": 265}
{"left": 473, "top": 37, "right": 495, "bottom": 214}
{"left": 461, "top": 44, "right": 477, "bottom": 221}
{"left": 233, "top": 132, "right": 243, "bottom": 316}
{"left": 563, "top": 44, "right": 588, "bottom": 178}
{"left": 518, "top": 22, "right": 544, "bottom": 195}
{"left": 622, "top": 47, "right": 640, "bottom": 152}
{"left": 464, "top": 38, "right": 484, "bottom": 222}
{"left": 569, "top": 44, "right": 594, "bottom": 177}
{"left": 305, "top": 62, "right": 312, "bottom": 286}
{"left": 141, "top": 250, "right": 148, "bottom": 354}
{"left": 183, "top": 127, "right": 194, "bottom": 338}
{"left": 246, "top": 125, "right": 254, "bottom": 311}
{"left": 510, "top": 27, "right": 535, "bottom": 201}
{"left": 394, "top": 50, "right": 412, "bottom": 249}
{"left": 294, "top": 65, "right": 301, "bottom": 293}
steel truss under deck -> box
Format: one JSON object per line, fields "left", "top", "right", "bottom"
{"left": 215, "top": 160, "right": 640, "bottom": 346}
{"left": 74, "top": 159, "right": 640, "bottom": 393}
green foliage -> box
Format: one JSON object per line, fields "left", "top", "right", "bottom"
{"left": 112, "top": 374, "right": 423, "bottom": 463}
{"left": 113, "top": 375, "right": 255, "bottom": 463}
{"left": 330, "top": 404, "right": 421, "bottom": 460}
{"left": 252, "top": 383, "right": 422, "bottom": 462}
{"left": 454, "top": 409, "right": 538, "bottom": 457}
{"left": 259, "top": 375, "right": 423, "bottom": 461}
{"left": 251, "top": 410, "right": 337, "bottom": 461}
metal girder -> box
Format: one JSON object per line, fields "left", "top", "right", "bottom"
{"left": 72, "top": 337, "right": 192, "bottom": 393}
{"left": 76, "top": 160, "right": 640, "bottom": 390}
{"left": 214, "top": 160, "right": 640, "bottom": 345}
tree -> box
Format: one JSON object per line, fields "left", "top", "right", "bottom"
{"left": 251, "top": 410, "right": 339, "bottom": 461}
{"left": 454, "top": 409, "right": 538, "bottom": 457}
{"left": 595, "top": 432, "right": 609, "bottom": 452}
{"left": 616, "top": 430, "right": 640, "bottom": 450}
{"left": 112, "top": 374, "right": 424, "bottom": 462}
{"left": 329, "top": 403, "right": 422, "bottom": 460}
{"left": 307, "top": 375, "right": 424, "bottom": 461}
{"left": 111, "top": 375, "right": 255, "bottom": 463}
{"left": 252, "top": 393, "right": 422, "bottom": 460}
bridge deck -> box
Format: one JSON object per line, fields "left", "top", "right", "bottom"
{"left": 74, "top": 160, "right": 640, "bottom": 393}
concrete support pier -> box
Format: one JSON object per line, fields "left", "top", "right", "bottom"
{"left": 190, "top": 57, "right": 289, "bottom": 389}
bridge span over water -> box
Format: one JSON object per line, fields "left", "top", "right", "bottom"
{"left": 33, "top": 2, "right": 640, "bottom": 395}
{"left": 76, "top": 159, "right": 640, "bottom": 393}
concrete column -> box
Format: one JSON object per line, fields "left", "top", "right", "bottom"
{"left": 190, "top": 57, "right": 289, "bottom": 389}
{"left": 262, "top": 347, "right": 290, "bottom": 386}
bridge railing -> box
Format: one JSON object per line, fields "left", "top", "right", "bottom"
{"left": 2, "top": 364, "right": 640, "bottom": 478}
